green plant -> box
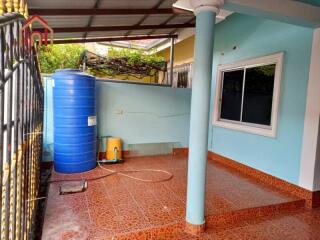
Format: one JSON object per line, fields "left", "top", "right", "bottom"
{"left": 38, "top": 44, "right": 85, "bottom": 73}
{"left": 108, "top": 47, "right": 166, "bottom": 69}
{"left": 85, "top": 47, "right": 166, "bottom": 80}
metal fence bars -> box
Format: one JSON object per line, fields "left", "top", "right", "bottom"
{"left": 0, "top": 13, "right": 43, "bottom": 240}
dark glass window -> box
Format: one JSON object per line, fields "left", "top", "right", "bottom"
{"left": 220, "top": 70, "right": 244, "bottom": 121}
{"left": 242, "top": 64, "right": 275, "bottom": 125}
{"left": 219, "top": 64, "right": 276, "bottom": 126}
{"left": 177, "top": 71, "right": 188, "bottom": 88}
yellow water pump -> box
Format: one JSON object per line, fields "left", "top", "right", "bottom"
{"left": 97, "top": 136, "right": 124, "bottom": 164}
{"left": 106, "top": 137, "right": 122, "bottom": 161}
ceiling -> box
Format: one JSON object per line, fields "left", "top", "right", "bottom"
{"left": 294, "top": 0, "right": 320, "bottom": 7}
{"left": 27, "top": 0, "right": 233, "bottom": 44}
{"left": 174, "top": 0, "right": 320, "bottom": 28}
{"left": 28, "top": 0, "right": 320, "bottom": 45}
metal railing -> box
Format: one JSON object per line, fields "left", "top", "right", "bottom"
{"left": 0, "top": 13, "right": 43, "bottom": 240}
{"left": 165, "top": 62, "right": 193, "bottom": 88}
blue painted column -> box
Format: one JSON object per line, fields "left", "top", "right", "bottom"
{"left": 186, "top": 10, "right": 217, "bottom": 226}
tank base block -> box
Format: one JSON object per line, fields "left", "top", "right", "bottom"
{"left": 97, "top": 159, "right": 124, "bottom": 164}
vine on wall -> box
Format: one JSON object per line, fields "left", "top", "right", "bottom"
{"left": 83, "top": 48, "right": 167, "bottom": 81}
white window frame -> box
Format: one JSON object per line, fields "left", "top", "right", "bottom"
{"left": 213, "top": 52, "right": 284, "bottom": 138}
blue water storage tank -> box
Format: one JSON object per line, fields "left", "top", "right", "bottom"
{"left": 53, "top": 71, "right": 96, "bottom": 173}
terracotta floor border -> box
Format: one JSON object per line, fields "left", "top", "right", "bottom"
{"left": 185, "top": 222, "right": 206, "bottom": 235}
{"left": 113, "top": 199, "right": 305, "bottom": 239}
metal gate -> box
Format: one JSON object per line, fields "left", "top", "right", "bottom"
{"left": 0, "top": 13, "right": 43, "bottom": 240}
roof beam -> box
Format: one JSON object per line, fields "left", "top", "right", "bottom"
{"left": 34, "top": 23, "right": 195, "bottom": 33}
{"left": 48, "top": 34, "right": 178, "bottom": 44}
{"left": 28, "top": 8, "right": 191, "bottom": 16}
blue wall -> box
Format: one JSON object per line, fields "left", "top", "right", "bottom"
{"left": 96, "top": 81, "right": 191, "bottom": 150}
{"left": 43, "top": 76, "right": 54, "bottom": 162}
{"left": 209, "top": 14, "right": 313, "bottom": 184}
{"left": 42, "top": 79, "right": 191, "bottom": 160}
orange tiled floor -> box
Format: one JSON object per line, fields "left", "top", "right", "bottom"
{"left": 41, "top": 155, "right": 319, "bottom": 240}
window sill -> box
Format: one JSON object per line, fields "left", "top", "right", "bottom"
{"left": 213, "top": 120, "right": 277, "bottom": 138}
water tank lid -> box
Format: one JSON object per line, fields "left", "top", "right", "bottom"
{"left": 55, "top": 69, "right": 81, "bottom": 73}
{"left": 52, "top": 70, "right": 95, "bottom": 80}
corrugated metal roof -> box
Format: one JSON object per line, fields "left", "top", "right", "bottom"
{"left": 152, "top": 28, "right": 176, "bottom": 35}
{"left": 53, "top": 32, "right": 85, "bottom": 39}
{"left": 129, "top": 29, "right": 155, "bottom": 36}
{"left": 32, "top": 16, "right": 91, "bottom": 28}
{"left": 98, "top": 0, "right": 169, "bottom": 9}
{"left": 92, "top": 15, "right": 144, "bottom": 27}
{"left": 86, "top": 30, "right": 129, "bottom": 38}
{"left": 28, "top": 0, "right": 97, "bottom": 9}
{"left": 27, "top": 0, "right": 230, "bottom": 43}
{"left": 168, "top": 14, "right": 194, "bottom": 24}
{"left": 141, "top": 14, "right": 174, "bottom": 25}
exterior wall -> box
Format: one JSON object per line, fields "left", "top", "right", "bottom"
{"left": 42, "top": 78, "right": 191, "bottom": 160}
{"left": 158, "top": 36, "right": 195, "bottom": 65}
{"left": 209, "top": 13, "right": 313, "bottom": 185}
{"left": 42, "top": 76, "right": 54, "bottom": 162}
{"left": 96, "top": 81, "right": 191, "bottom": 150}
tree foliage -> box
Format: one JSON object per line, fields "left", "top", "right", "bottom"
{"left": 38, "top": 44, "right": 85, "bottom": 73}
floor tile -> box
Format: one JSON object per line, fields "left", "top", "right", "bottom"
{"left": 42, "top": 155, "right": 314, "bottom": 239}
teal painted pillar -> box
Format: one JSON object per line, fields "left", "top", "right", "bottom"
{"left": 186, "top": 10, "right": 216, "bottom": 225}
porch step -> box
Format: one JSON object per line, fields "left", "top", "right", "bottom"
{"left": 113, "top": 199, "right": 305, "bottom": 239}
{"left": 206, "top": 199, "right": 305, "bottom": 228}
